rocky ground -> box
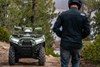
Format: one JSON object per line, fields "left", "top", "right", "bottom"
{"left": 0, "top": 42, "right": 100, "bottom": 67}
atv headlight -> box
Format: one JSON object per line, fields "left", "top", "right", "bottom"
{"left": 35, "top": 38, "right": 43, "bottom": 44}
{"left": 11, "top": 37, "right": 19, "bottom": 44}
{"left": 42, "top": 35, "right": 45, "bottom": 41}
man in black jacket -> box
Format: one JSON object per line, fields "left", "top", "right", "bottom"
{"left": 52, "top": 0, "right": 90, "bottom": 67}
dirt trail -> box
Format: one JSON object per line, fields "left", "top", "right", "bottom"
{"left": 0, "top": 42, "right": 60, "bottom": 67}
{"left": 0, "top": 42, "right": 99, "bottom": 67}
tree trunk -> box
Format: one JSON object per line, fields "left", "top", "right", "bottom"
{"left": 31, "top": 0, "right": 35, "bottom": 23}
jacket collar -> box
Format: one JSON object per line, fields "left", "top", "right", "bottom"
{"left": 70, "top": 7, "right": 78, "bottom": 10}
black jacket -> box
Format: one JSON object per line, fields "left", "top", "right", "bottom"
{"left": 53, "top": 8, "right": 90, "bottom": 50}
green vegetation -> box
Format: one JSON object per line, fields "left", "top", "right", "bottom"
{"left": 46, "top": 47, "right": 59, "bottom": 57}
{"left": 85, "top": 0, "right": 100, "bottom": 37}
{"left": 81, "top": 0, "right": 100, "bottom": 62}
{"left": 0, "top": 0, "right": 57, "bottom": 55}
{"left": 34, "top": 0, "right": 56, "bottom": 47}
{"left": 82, "top": 35, "right": 100, "bottom": 62}
{"left": 0, "top": 26, "right": 10, "bottom": 42}
{"left": 0, "top": 0, "right": 56, "bottom": 46}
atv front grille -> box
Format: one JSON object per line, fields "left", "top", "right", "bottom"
{"left": 22, "top": 40, "right": 32, "bottom": 46}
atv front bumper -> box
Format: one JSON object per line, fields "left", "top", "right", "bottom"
{"left": 10, "top": 42, "right": 45, "bottom": 58}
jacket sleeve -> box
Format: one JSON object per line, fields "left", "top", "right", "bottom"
{"left": 82, "top": 16, "right": 90, "bottom": 39}
{"left": 52, "top": 15, "right": 62, "bottom": 38}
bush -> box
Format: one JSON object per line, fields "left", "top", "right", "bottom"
{"left": 0, "top": 26, "right": 10, "bottom": 42}
{"left": 82, "top": 35, "right": 100, "bottom": 62}
{"left": 46, "top": 47, "right": 59, "bottom": 57}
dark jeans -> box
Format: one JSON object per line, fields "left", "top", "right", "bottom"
{"left": 60, "top": 47, "right": 80, "bottom": 67}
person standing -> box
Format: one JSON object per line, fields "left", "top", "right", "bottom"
{"left": 52, "top": 0, "right": 90, "bottom": 67}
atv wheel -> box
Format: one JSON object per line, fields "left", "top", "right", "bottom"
{"left": 38, "top": 47, "right": 45, "bottom": 66}
{"left": 9, "top": 46, "right": 15, "bottom": 65}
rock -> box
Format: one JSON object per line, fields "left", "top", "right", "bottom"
{"left": 0, "top": 42, "right": 9, "bottom": 50}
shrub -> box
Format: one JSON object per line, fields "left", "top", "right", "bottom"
{"left": 0, "top": 26, "right": 10, "bottom": 42}
{"left": 46, "top": 47, "right": 59, "bottom": 57}
{"left": 82, "top": 35, "right": 100, "bottom": 62}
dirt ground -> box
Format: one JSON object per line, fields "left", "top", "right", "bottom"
{"left": 0, "top": 42, "right": 100, "bottom": 67}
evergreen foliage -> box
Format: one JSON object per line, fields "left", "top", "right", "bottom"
{"left": 0, "top": 0, "right": 57, "bottom": 47}
{"left": 85, "top": 0, "right": 100, "bottom": 37}
{"left": 82, "top": 35, "right": 100, "bottom": 62}
{"left": 82, "top": 0, "right": 100, "bottom": 62}
{"left": 0, "top": 26, "right": 10, "bottom": 42}
{"left": 34, "top": 0, "right": 56, "bottom": 47}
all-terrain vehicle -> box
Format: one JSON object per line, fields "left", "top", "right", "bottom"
{"left": 9, "top": 26, "right": 45, "bottom": 65}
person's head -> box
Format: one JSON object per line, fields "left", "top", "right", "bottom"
{"left": 68, "top": 0, "right": 82, "bottom": 9}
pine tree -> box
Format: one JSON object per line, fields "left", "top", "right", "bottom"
{"left": 0, "top": 0, "right": 57, "bottom": 47}
{"left": 0, "top": 0, "right": 8, "bottom": 26}
{"left": 85, "top": 0, "right": 100, "bottom": 39}
{"left": 34, "top": 0, "right": 56, "bottom": 47}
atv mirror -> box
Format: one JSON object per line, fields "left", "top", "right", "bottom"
{"left": 34, "top": 27, "right": 42, "bottom": 31}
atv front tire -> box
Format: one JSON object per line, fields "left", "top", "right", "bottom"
{"left": 38, "top": 47, "right": 45, "bottom": 66}
{"left": 9, "top": 46, "right": 15, "bottom": 65}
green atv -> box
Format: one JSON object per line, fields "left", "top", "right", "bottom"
{"left": 9, "top": 26, "right": 45, "bottom": 66}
